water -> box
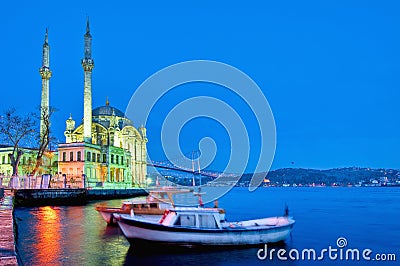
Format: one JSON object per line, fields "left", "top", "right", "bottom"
{"left": 14, "top": 187, "right": 400, "bottom": 265}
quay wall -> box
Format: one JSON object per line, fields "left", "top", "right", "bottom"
{"left": 14, "top": 189, "right": 87, "bottom": 207}
{"left": 13, "top": 188, "right": 148, "bottom": 207}
{"left": 86, "top": 188, "right": 147, "bottom": 200}
{"left": 0, "top": 189, "right": 18, "bottom": 266}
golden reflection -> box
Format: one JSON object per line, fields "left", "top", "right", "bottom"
{"left": 33, "top": 206, "right": 61, "bottom": 265}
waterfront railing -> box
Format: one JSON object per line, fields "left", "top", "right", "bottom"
{"left": 0, "top": 175, "right": 137, "bottom": 190}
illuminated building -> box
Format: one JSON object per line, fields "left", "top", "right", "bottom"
{"left": 0, "top": 146, "right": 57, "bottom": 176}
{"left": 57, "top": 19, "right": 148, "bottom": 187}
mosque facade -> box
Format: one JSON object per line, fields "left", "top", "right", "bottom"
{"left": 54, "top": 20, "right": 148, "bottom": 187}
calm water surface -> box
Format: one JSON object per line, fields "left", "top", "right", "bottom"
{"left": 15, "top": 187, "right": 400, "bottom": 265}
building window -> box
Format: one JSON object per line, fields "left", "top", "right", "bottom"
{"left": 77, "top": 151, "right": 81, "bottom": 161}
{"left": 116, "top": 155, "right": 119, "bottom": 165}
{"left": 62, "top": 152, "right": 66, "bottom": 162}
{"left": 22, "top": 156, "right": 26, "bottom": 165}
{"left": 2, "top": 156, "right": 5, "bottom": 164}
{"left": 87, "top": 152, "right": 91, "bottom": 162}
{"left": 70, "top": 152, "right": 74, "bottom": 161}
{"left": 92, "top": 153, "right": 96, "bottom": 162}
{"left": 121, "top": 156, "right": 124, "bottom": 165}
{"left": 126, "top": 159, "right": 129, "bottom": 166}
{"left": 102, "top": 154, "right": 106, "bottom": 163}
{"left": 97, "top": 154, "right": 100, "bottom": 163}
{"left": 111, "top": 154, "right": 114, "bottom": 164}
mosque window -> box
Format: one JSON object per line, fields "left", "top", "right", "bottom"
{"left": 77, "top": 151, "right": 81, "bottom": 161}
{"left": 70, "top": 152, "right": 74, "bottom": 161}
{"left": 87, "top": 152, "right": 91, "bottom": 162}
{"left": 111, "top": 154, "right": 114, "bottom": 164}
{"left": 62, "top": 152, "right": 66, "bottom": 162}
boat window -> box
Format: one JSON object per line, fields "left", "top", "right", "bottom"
{"left": 149, "top": 203, "right": 157, "bottom": 208}
{"left": 199, "top": 214, "right": 218, "bottom": 229}
{"left": 175, "top": 214, "right": 196, "bottom": 227}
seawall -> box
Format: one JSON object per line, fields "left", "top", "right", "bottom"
{"left": 13, "top": 188, "right": 148, "bottom": 207}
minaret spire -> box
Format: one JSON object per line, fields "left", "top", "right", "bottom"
{"left": 86, "top": 17, "right": 90, "bottom": 34}
{"left": 39, "top": 28, "right": 52, "bottom": 139}
{"left": 44, "top": 28, "right": 48, "bottom": 44}
{"left": 82, "top": 18, "right": 94, "bottom": 143}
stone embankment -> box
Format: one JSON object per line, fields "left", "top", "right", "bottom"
{"left": 0, "top": 188, "right": 18, "bottom": 265}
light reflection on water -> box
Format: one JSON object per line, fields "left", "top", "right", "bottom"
{"left": 14, "top": 187, "right": 400, "bottom": 266}
{"left": 15, "top": 203, "right": 129, "bottom": 265}
{"left": 32, "top": 206, "right": 61, "bottom": 265}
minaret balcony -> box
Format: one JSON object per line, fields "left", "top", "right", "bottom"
{"left": 81, "top": 58, "right": 94, "bottom": 71}
{"left": 39, "top": 67, "right": 52, "bottom": 79}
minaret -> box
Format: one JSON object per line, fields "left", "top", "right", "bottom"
{"left": 39, "top": 28, "right": 52, "bottom": 138}
{"left": 82, "top": 18, "right": 94, "bottom": 143}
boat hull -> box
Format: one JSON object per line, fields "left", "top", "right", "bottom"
{"left": 118, "top": 217, "right": 294, "bottom": 246}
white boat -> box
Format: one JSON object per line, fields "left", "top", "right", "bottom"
{"left": 117, "top": 207, "right": 295, "bottom": 247}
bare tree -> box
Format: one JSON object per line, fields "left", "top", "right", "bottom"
{"left": 0, "top": 108, "right": 36, "bottom": 176}
{"left": 30, "top": 106, "right": 57, "bottom": 176}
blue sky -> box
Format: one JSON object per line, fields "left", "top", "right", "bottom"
{"left": 1, "top": 1, "right": 399, "bottom": 171}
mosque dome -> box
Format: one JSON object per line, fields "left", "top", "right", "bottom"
{"left": 92, "top": 105, "right": 125, "bottom": 117}
{"left": 92, "top": 98, "right": 125, "bottom": 118}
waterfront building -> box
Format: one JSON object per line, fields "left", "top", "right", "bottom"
{"left": 57, "top": 19, "right": 148, "bottom": 188}
{"left": 0, "top": 146, "right": 57, "bottom": 176}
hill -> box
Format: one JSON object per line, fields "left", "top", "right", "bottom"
{"left": 237, "top": 167, "right": 400, "bottom": 187}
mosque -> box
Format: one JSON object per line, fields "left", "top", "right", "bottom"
{"left": 44, "top": 20, "right": 148, "bottom": 187}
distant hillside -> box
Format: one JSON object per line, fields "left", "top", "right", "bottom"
{"left": 238, "top": 167, "right": 400, "bottom": 186}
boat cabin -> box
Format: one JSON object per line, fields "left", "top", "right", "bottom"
{"left": 159, "top": 208, "right": 224, "bottom": 229}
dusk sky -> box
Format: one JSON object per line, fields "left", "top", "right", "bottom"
{"left": 1, "top": 1, "right": 399, "bottom": 172}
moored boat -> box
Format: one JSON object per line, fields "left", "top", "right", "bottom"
{"left": 95, "top": 188, "right": 192, "bottom": 225}
{"left": 117, "top": 207, "right": 295, "bottom": 247}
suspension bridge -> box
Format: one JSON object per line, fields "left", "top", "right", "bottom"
{"left": 146, "top": 151, "right": 222, "bottom": 180}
